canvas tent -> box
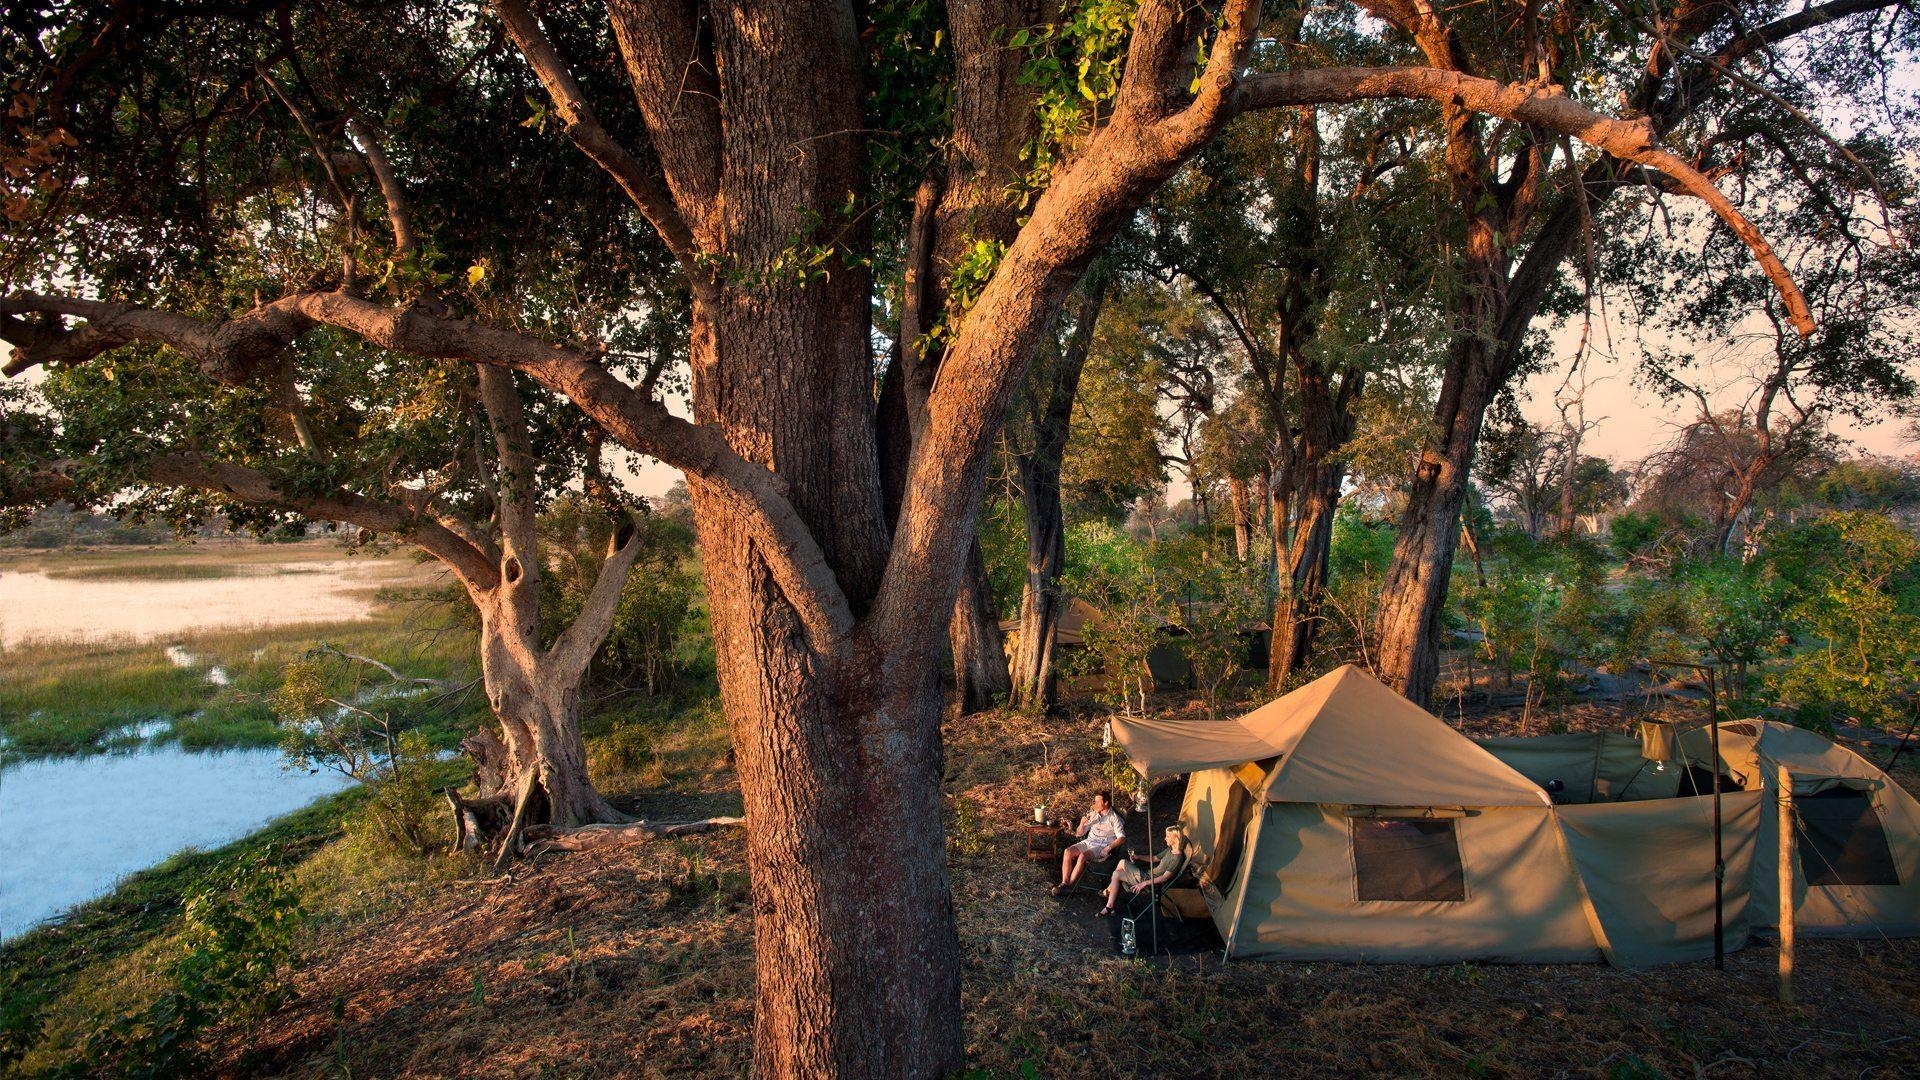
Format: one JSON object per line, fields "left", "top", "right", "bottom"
{"left": 1113, "top": 665, "right": 1920, "bottom": 966}
{"left": 998, "top": 598, "right": 1195, "bottom": 692}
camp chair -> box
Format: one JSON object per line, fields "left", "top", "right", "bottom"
{"left": 1120, "top": 849, "right": 1206, "bottom": 920}
{"left": 1073, "top": 843, "right": 1126, "bottom": 894}
{"left": 1116, "top": 850, "right": 1208, "bottom": 957}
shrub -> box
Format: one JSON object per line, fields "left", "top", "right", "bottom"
{"left": 587, "top": 722, "right": 654, "bottom": 780}
{"left": 1610, "top": 510, "right": 1663, "bottom": 560}
{"left": 947, "top": 796, "right": 994, "bottom": 860}
{"left": 1766, "top": 511, "right": 1920, "bottom": 728}
{"left": 273, "top": 650, "right": 461, "bottom": 853}
{"left": 75, "top": 850, "right": 304, "bottom": 1079}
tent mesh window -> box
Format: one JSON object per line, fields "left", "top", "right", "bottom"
{"left": 1350, "top": 817, "right": 1466, "bottom": 902}
{"left": 1795, "top": 788, "right": 1899, "bottom": 886}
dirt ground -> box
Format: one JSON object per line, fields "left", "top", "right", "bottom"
{"left": 215, "top": 685, "right": 1920, "bottom": 1079}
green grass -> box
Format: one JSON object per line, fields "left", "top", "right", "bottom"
{"left": 583, "top": 689, "right": 731, "bottom": 793}
{"left": 0, "top": 595, "right": 482, "bottom": 757}
{"left": 0, "top": 643, "right": 209, "bottom": 753}
{"left": 0, "top": 790, "right": 366, "bottom": 1072}
{"left": 40, "top": 561, "right": 251, "bottom": 581}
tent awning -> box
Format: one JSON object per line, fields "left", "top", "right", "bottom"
{"left": 1111, "top": 712, "right": 1283, "bottom": 776}
{"left": 1112, "top": 665, "right": 1549, "bottom": 808}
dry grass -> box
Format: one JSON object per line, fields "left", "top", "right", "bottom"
{"left": 200, "top": 688, "right": 1920, "bottom": 1079}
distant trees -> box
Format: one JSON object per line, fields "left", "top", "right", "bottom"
{"left": 0, "top": 2, "right": 1850, "bottom": 1074}
{"left": 1365, "top": 0, "right": 1915, "bottom": 706}
{"left": 1477, "top": 416, "right": 1627, "bottom": 539}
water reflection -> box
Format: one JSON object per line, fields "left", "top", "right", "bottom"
{"left": 0, "top": 746, "right": 352, "bottom": 940}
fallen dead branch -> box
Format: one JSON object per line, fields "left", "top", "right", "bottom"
{"left": 525, "top": 817, "right": 748, "bottom": 852}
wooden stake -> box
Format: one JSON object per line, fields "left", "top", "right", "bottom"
{"left": 1777, "top": 762, "right": 1796, "bottom": 1004}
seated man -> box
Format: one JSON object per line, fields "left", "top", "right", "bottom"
{"left": 1097, "top": 825, "right": 1189, "bottom": 918}
{"left": 1050, "top": 791, "right": 1124, "bottom": 896}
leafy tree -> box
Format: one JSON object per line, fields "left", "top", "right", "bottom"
{"left": 0, "top": 2, "right": 1833, "bottom": 1071}
{"left": 1459, "top": 532, "right": 1607, "bottom": 720}
{"left": 1061, "top": 522, "right": 1168, "bottom": 717}
{"left": 540, "top": 497, "right": 703, "bottom": 698}
{"left": 1769, "top": 511, "right": 1920, "bottom": 728}
{"left": 1364, "top": 0, "right": 1914, "bottom": 705}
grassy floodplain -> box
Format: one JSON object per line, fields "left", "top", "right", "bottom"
{"left": 0, "top": 541, "right": 468, "bottom": 756}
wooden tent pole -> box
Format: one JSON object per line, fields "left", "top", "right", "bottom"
{"left": 1709, "top": 666, "right": 1724, "bottom": 971}
{"left": 1777, "top": 761, "right": 1796, "bottom": 1004}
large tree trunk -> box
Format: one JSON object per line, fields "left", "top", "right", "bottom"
{"left": 1011, "top": 448, "right": 1067, "bottom": 709}
{"left": 1268, "top": 461, "right": 1343, "bottom": 688}
{"left": 472, "top": 621, "right": 622, "bottom": 826}
{"left": 950, "top": 539, "right": 1012, "bottom": 712}
{"left": 690, "top": 483, "right": 960, "bottom": 1077}
{"left": 1373, "top": 336, "right": 1502, "bottom": 706}
{"left": 1009, "top": 275, "right": 1106, "bottom": 710}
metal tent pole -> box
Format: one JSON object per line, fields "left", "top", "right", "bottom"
{"left": 1648, "top": 656, "right": 1727, "bottom": 972}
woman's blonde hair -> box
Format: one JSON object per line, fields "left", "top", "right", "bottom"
{"left": 1163, "top": 825, "right": 1190, "bottom": 853}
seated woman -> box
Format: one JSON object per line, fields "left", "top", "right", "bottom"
{"left": 1050, "top": 791, "right": 1125, "bottom": 896}
{"left": 1096, "top": 825, "right": 1189, "bottom": 918}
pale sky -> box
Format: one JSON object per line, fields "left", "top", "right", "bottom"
{"left": 1516, "top": 307, "right": 1915, "bottom": 468}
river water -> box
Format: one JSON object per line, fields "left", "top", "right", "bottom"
{"left": 0, "top": 550, "right": 419, "bottom": 940}
{"left": 0, "top": 558, "right": 396, "bottom": 649}
{"left": 0, "top": 747, "right": 353, "bottom": 940}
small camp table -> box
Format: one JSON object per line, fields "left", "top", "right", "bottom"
{"left": 1024, "top": 823, "right": 1064, "bottom": 862}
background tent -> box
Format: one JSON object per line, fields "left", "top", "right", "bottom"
{"left": 1116, "top": 666, "right": 1911, "bottom": 966}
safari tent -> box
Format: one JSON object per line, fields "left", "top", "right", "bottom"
{"left": 998, "top": 598, "right": 1274, "bottom": 695}
{"left": 998, "top": 598, "right": 1196, "bottom": 692}
{"left": 1113, "top": 665, "right": 1920, "bottom": 966}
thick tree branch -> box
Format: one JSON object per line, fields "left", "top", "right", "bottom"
{"left": 476, "top": 363, "right": 540, "bottom": 574}
{"left": 0, "top": 293, "right": 311, "bottom": 380}
{"left": 547, "top": 514, "right": 643, "bottom": 683}
{"left": 142, "top": 452, "right": 501, "bottom": 589}
{"left": 348, "top": 117, "right": 419, "bottom": 257}
{"left": 603, "top": 0, "right": 723, "bottom": 237}
{"left": 0, "top": 289, "right": 854, "bottom": 643}
{"left": 491, "top": 0, "right": 712, "bottom": 295}
{"left": 1233, "top": 66, "right": 1814, "bottom": 335}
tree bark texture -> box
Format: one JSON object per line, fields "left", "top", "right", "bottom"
{"left": 1373, "top": 332, "right": 1503, "bottom": 705}
{"left": 950, "top": 539, "right": 1012, "bottom": 712}
{"left": 1011, "top": 275, "right": 1107, "bottom": 709}
{"left": 1011, "top": 449, "right": 1068, "bottom": 708}
{"left": 1268, "top": 460, "right": 1344, "bottom": 687}
{"left": 1227, "top": 475, "right": 1253, "bottom": 561}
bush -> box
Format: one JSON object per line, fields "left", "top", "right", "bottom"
{"left": 1609, "top": 510, "right": 1663, "bottom": 560}
{"left": 1313, "top": 510, "right": 1396, "bottom": 671}
{"left": 74, "top": 850, "right": 303, "bottom": 1079}
{"left": 1766, "top": 511, "right": 1920, "bottom": 728}
{"left": 273, "top": 650, "right": 462, "bottom": 853}
{"left": 588, "top": 722, "right": 654, "bottom": 780}
{"left": 1062, "top": 523, "right": 1167, "bottom": 716}
{"left": 1458, "top": 533, "right": 1607, "bottom": 715}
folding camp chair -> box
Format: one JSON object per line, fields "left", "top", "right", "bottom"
{"left": 1073, "top": 844, "right": 1126, "bottom": 894}
{"left": 1117, "top": 850, "right": 1209, "bottom": 956}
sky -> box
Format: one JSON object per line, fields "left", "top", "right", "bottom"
{"left": 1515, "top": 307, "right": 1915, "bottom": 468}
